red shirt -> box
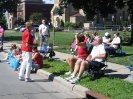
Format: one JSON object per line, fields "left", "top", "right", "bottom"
{"left": 77, "top": 46, "right": 88, "bottom": 58}
{"left": 33, "top": 52, "right": 43, "bottom": 68}
{"left": 22, "top": 29, "right": 33, "bottom": 52}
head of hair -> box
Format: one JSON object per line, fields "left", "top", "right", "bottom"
{"left": 25, "top": 21, "right": 34, "bottom": 29}
{"left": 77, "top": 34, "right": 85, "bottom": 42}
{"left": 16, "top": 46, "right": 21, "bottom": 52}
{"left": 32, "top": 46, "right": 38, "bottom": 51}
{"left": 10, "top": 44, "right": 17, "bottom": 51}
{"left": 92, "top": 31, "right": 98, "bottom": 36}
{"left": 84, "top": 31, "right": 90, "bottom": 37}
{"left": 114, "top": 31, "right": 119, "bottom": 36}
{"left": 95, "top": 36, "right": 102, "bottom": 44}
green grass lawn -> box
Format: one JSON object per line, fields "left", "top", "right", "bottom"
{"left": 4, "top": 30, "right": 133, "bottom": 99}
{"left": 43, "top": 59, "right": 133, "bottom": 99}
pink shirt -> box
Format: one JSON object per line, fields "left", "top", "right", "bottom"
{"left": 0, "top": 28, "right": 4, "bottom": 36}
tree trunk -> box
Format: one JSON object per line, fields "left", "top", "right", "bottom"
{"left": 130, "top": 1, "right": 133, "bottom": 45}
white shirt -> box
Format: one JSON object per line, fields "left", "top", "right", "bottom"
{"left": 111, "top": 37, "right": 120, "bottom": 49}
{"left": 102, "top": 37, "right": 110, "bottom": 43}
{"left": 90, "top": 44, "right": 106, "bottom": 62}
{"left": 39, "top": 24, "right": 49, "bottom": 35}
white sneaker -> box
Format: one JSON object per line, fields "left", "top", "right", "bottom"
{"left": 19, "top": 77, "right": 25, "bottom": 81}
{"left": 65, "top": 75, "right": 75, "bottom": 81}
{"left": 69, "top": 77, "right": 80, "bottom": 84}
{"left": 65, "top": 71, "right": 71, "bottom": 75}
{"left": 25, "top": 78, "right": 34, "bottom": 82}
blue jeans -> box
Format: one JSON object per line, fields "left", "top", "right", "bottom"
{"left": 0, "top": 36, "right": 4, "bottom": 45}
{"left": 32, "top": 62, "right": 40, "bottom": 69}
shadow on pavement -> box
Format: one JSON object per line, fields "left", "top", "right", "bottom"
{"left": 33, "top": 79, "right": 51, "bottom": 82}
{"left": 109, "top": 74, "right": 129, "bottom": 79}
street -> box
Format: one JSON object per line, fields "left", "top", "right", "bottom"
{"left": 0, "top": 53, "right": 83, "bottom": 99}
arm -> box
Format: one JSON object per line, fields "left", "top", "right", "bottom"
{"left": 75, "top": 34, "right": 86, "bottom": 48}
{"left": 48, "top": 29, "right": 50, "bottom": 38}
{"left": 26, "top": 43, "right": 38, "bottom": 47}
{"left": 38, "top": 30, "right": 41, "bottom": 37}
{"left": 32, "top": 53, "right": 38, "bottom": 60}
{"left": 91, "top": 53, "right": 106, "bottom": 60}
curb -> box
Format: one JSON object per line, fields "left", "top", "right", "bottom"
{"left": 37, "top": 69, "right": 89, "bottom": 97}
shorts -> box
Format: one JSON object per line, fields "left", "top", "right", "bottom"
{"left": 40, "top": 35, "right": 48, "bottom": 42}
{"left": 88, "top": 61, "right": 105, "bottom": 71}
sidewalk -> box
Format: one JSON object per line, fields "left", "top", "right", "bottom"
{"left": 1, "top": 41, "right": 133, "bottom": 96}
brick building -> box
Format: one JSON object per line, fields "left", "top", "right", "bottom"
{"left": 6, "top": 0, "right": 53, "bottom": 29}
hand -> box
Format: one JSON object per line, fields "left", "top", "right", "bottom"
{"left": 34, "top": 44, "right": 38, "bottom": 46}
{"left": 75, "top": 34, "right": 78, "bottom": 38}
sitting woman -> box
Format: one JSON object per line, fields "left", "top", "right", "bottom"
{"left": 0, "top": 44, "right": 17, "bottom": 62}
{"left": 84, "top": 31, "right": 91, "bottom": 43}
{"left": 102, "top": 32, "right": 111, "bottom": 47}
{"left": 65, "top": 33, "right": 89, "bottom": 79}
{"left": 105, "top": 32, "right": 121, "bottom": 55}
{"left": 31, "top": 46, "right": 43, "bottom": 72}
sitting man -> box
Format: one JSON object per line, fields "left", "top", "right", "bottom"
{"left": 104, "top": 32, "right": 121, "bottom": 55}
{"left": 65, "top": 36, "right": 106, "bottom": 84}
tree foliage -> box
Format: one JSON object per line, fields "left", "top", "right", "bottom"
{"left": 14, "top": 18, "right": 24, "bottom": 25}
{"left": 0, "top": 0, "right": 20, "bottom": 16}
{"left": 58, "top": 0, "right": 125, "bottom": 19}
{"left": 58, "top": 0, "right": 133, "bottom": 44}
{"left": 29, "top": 13, "right": 45, "bottom": 24}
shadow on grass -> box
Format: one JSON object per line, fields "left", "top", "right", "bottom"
{"left": 42, "top": 64, "right": 51, "bottom": 68}
{"left": 4, "top": 36, "right": 22, "bottom": 41}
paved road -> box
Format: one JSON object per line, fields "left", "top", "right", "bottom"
{"left": 0, "top": 54, "right": 83, "bottom": 99}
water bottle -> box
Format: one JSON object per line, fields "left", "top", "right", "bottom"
{"left": 43, "top": 43, "right": 47, "bottom": 51}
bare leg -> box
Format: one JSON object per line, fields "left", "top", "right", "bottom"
{"left": 72, "top": 59, "right": 82, "bottom": 76}
{"left": 66, "top": 57, "right": 77, "bottom": 73}
{"left": 77, "top": 60, "right": 88, "bottom": 78}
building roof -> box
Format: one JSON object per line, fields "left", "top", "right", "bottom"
{"left": 71, "top": 13, "right": 84, "bottom": 17}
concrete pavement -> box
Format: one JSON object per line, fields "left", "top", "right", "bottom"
{"left": 1, "top": 41, "right": 133, "bottom": 97}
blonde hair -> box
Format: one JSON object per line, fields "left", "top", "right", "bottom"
{"left": 25, "top": 20, "right": 34, "bottom": 29}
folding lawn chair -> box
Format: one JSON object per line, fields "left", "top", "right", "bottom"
{"left": 38, "top": 43, "right": 55, "bottom": 59}
{"left": 87, "top": 52, "right": 108, "bottom": 80}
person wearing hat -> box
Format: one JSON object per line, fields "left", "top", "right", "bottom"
{"left": 102, "top": 32, "right": 111, "bottom": 47}
{"left": 105, "top": 32, "right": 121, "bottom": 55}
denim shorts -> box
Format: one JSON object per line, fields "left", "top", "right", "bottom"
{"left": 40, "top": 35, "right": 48, "bottom": 42}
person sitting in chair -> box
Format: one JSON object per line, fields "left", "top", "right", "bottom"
{"left": 102, "top": 32, "right": 111, "bottom": 47}
{"left": 65, "top": 36, "right": 106, "bottom": 84}
{"left": 104, "top": 32, "right": 121, "bottom": 55}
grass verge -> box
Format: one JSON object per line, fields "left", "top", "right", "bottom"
{"left": 43, "top": 59, "right": 133, "bottom": 99}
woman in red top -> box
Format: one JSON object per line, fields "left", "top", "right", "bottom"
{"left": 19, "top": 21, "right": 37, "bottom": 82}
{"left": 65, "top": 34, "right": 88, "bottom": 81}
{"left": 32, "top": 46, "right": 43, "bottom": 71}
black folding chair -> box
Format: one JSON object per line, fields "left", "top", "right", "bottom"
{"left": 87, "top": 53, "right": 108, "bottom": 80}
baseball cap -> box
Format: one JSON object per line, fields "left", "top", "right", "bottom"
{"left": 105, "top": 32, "right": 109, "bottom": 36}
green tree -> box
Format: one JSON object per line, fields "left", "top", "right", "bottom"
{"left": 0, "top": 0, "right": 19, "bottom": 17}
{"left": 58, "top": 0, "right": 133, "bottom": 45}
{"left": 14, "top": 18, "right": 24, "bottom": 25}
{"left": 29, "top": 13, "right": 45, "bottom": 24}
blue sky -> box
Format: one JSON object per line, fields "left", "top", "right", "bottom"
{"left": 43, "top": 0, "right": 54, "bottom": 4}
